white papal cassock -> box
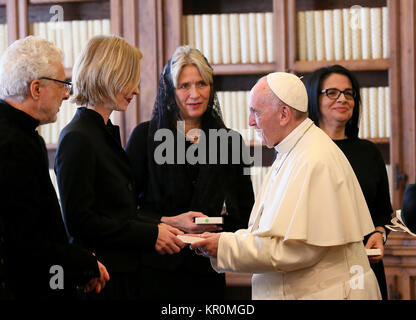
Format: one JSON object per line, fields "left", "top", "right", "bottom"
{"left": 211, "top": 118, "right": 381, "bottom": 300}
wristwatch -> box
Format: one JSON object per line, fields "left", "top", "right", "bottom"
{"left": 374, "top": 230, "right": 387, "bottom": 244}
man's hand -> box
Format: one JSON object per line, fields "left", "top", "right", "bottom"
{"left": 155, "top": 223, "right": 186, "bottom": 255}
{"left": 161, "top": 211, "right": 222, "bottom": 234}
{"left": 190, "top": 232, "right": 221, "bottom": 258}
{"left": 84, "top": 259, "right": 110, "bottom": 294}
{"left": 365, "top": 230, "right": 385, "bottom": 263}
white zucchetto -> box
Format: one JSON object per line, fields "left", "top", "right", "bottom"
{"left": 266, "top": 72, "right": 308, "bottom": 112}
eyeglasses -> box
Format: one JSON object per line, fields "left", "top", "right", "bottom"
{"left": 39, "top": 77, "right": 72, "bottom": 94}
{"left": 320, "top": 88, "right": 356, "bottom": 100}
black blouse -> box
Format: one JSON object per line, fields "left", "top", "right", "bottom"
{"left": 333, "top": 138, "right": 393, "bottom": 229}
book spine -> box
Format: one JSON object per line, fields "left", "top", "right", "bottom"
{"left": 211, "top": 14, "right": 221, "bottom": 64}
{"left": 265, "top": 12, "right": 274, "bottom": 63}
{"left": 378, "top": 87, "right": 386, "bottom": 138}
{"left": 239, "top": 13, "right": 250, "bottom": 64}
{"left": 369, "top": 87, "right": 379, "bottom": 138}
{"left": 220, "top": 14, "right": 231, "bottom": 64}
{"left": 248, "top": 13, "right": 258, "bottom": 63}
{"left": 382, "top": 7, "right": 389, "bottom": 58}
{"left": 314, "top": 10, "right": 325, "bottom": 61}
{"left": 385, "top": 86, "right": 391, "bottom": 138}
{"left": 361, "top": 87, "right": 370, "bottom": 138}
{"left": 350, "top": 7, "right": 362, "bottom": 60}
{"left": 360, "top": 7, "right": 371, "bottom": 60}
{"left": 323, "top": 10, "right": 334, "bottom": 61}
{"left": 194, "top": 15, "right": 203, "bottom": 54}
{"left": 63, "top": 22, "right": 73, "bottom": 68}
{"left": 343, "top": 9, "right": 352, "bottom": 60}
{"left": 256, "top": 13, "right": 267, "bottom": 63}
{"left": 202, "top": 14, "right": 212, "bottom": 63}
{"left": 230, "top": 91, "right": 239, "bottom": 130}
{"left": 297, "top": 11, "right": 307, "bottom": 61}
{"left": 305, "top": 11, "right": 316, "bottom": 61}
{"left": 229, "top": 14, "right": 241, "bottom": 64}
{"left": 370, "top": 8, "right": 382, "bottom": 59}
{"left": 333, "top": 9, "right": 344, "bottom": 61}
{"left": 185, "top": 15, "right": 195, "bottom": 47}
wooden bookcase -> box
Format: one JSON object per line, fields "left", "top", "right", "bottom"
{"left": 384, "top": 231, "right": 416, "bottom": 300}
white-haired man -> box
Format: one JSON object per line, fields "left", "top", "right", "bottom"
{"left": 191, "top": 72, "right": 381, "bottom": 300}
{"left": 0, "top": 36, "right": 109, "bottom": 299}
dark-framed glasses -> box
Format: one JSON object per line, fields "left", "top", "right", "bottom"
{"left": 39, "top": 77, "right": 72, "bottom": 94}
{"left": 320, "top": 88, "right": 356, "bottom": 100}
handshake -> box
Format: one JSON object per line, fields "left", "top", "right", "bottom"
{"left": 155, "top": 211, "right": 223, "bottom": 257}
{"left": 82, "top": 211, "right": 222, "bottom": 295}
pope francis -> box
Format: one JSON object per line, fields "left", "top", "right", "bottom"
{"left": 191, "top": 72, "right": 381, "bottom": 300}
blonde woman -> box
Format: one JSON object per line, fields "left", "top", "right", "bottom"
{"left": 55, "top": 36, "right": 185, "bottom": 299}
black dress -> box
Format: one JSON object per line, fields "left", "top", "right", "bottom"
{"left": 125, "top": 121, "right": 255, "bottom": 300}
{"left": 334, "top": 137, "right": 392, "bottom": 300}
{"left": 401, "top": 180, "right": 416, "bottom": 234}
{"left": 55, "top": 108, "right": 158, "bottom": 299}
{"left": 0, "top": 100, "right": 99, "bottom": 300}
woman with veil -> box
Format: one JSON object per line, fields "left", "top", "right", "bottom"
{"left": 125, "top": 46, "right": 254, "bottom": 299}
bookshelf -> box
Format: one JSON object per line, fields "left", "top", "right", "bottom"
{"left": 278, "top": 0, "right": 415, "bottom": 210}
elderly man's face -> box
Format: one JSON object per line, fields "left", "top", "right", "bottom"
{"left": 248, "top": 81, "right": 281, "bottom": 148}
{"left": 37, "top": 62, "right": 70, "bottom": 125}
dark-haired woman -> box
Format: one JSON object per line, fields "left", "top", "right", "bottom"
{"left": 305, "top": 65, "right": 393, "bottom": 300}
{"left": 125, "top": 46, "right": 254, "bottom": 300}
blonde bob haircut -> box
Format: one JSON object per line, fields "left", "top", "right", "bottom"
{"left": 71, "top": 35, "right": 142, "bottom": 107}
{"left": 170, "top": 46, "right": 213, "bottom": 89}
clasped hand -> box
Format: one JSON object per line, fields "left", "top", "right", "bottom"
{"left": 189, "top": 232, "right": 221, "bottom": 258}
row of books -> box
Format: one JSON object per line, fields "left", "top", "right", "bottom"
{"left": 38, "top": 86, "right": 390, "bottom": 147}
{"left": 297, "top": 7, "right": 388, "bottom": 62}
{"left": 0, "top": 24, "right": 8, "bottom": 57}
{"left": 218, "top": 87, "right": 391, "bottom": 142}
{"left": 358, "top": 87, "right": 391, "bottom": 139}
{"left": 182, "top": 13, "right": 274, "bottom": 65}
{"left": 29, "top": 19, "right": 111, "bottom": 69}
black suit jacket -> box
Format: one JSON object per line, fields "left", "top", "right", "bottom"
{"left": 125, "top": 121, "right": 254, "bottom": 273}
{"left": 402, "top": 180, "right": 416, "bottom": 234}
{"left": 55, "top": 108, "right": 158, "bottom": 274}
{"left": 0, "top": 100, "right": 99, "bottom": 299}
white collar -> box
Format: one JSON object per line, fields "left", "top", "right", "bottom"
{"left": 274, "top": 118, "right": 313, "bottom": 154}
